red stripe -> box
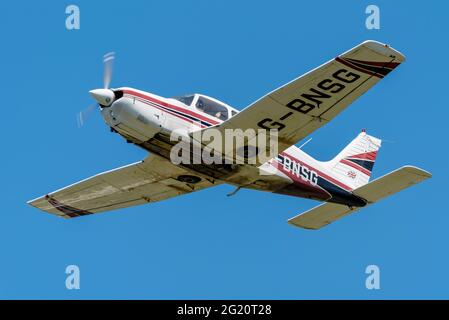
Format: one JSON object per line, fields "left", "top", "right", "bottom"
{"left": 349, "top": 151, "right": 378, "bottom": 161}
{"left": 272, "top": 161, "right": 332, "bottom": 199}
{"left": 122, "top": 89, "right": 221, "bottom": 126}
{"left": 154, "top": 105, "right": 206, "bottom": 128}
{"left": 281, "top": 152, "right": 353, "bottom": 191}
{"left": 340, "top": 159, "right": 371, "bottom": 176}
{"left": 335, "top": 57, "right": 383, "bottom": 78}
{"left": 130, "top": 95, "right": 206, "bottom": 128}
{"left": 46, "top": 195, "right": 92, "bottom": 217}
{"left": 345, "top": 58, "right": 400, "bottom": 69}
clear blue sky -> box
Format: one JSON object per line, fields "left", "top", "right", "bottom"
{"left": 1, "top": 1, "right": 447, "bottom": 299}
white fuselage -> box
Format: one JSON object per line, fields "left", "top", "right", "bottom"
{"left": 101, "top": 87, "right": 365, "bottom": 207}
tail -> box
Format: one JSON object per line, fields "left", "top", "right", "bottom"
{"left": 288, "top": 166, "right": 432, "bottom": 229}
{"left": 324, "top": 130, "right": 381, "bottom": 189}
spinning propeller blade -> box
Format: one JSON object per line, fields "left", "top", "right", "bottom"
{"left": 103, "top": 52, "right": 115, "bottom": 89}
{"left": 76, "top": 103, "right": 97, "bottom": 128}
{"left": 77, "top": 52, "right": 116, "bottom": 128}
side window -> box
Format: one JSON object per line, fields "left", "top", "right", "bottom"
{"left": 196, "top": 97, "right": 228, "bottom": 120}
{"left": 231, "top": 110, "right": 237, "bottom": 117}
{"left": 172, "top": 95, "right": 194, "bottom": 106}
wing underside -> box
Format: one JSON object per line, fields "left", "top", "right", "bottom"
{"left": 197, "top": 40, "right": 405, "bottom": 165}
{"left": 28, "top": 155, "right": 218, "bottom": 218}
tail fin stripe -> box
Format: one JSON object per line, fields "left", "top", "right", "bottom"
{"left": 345, "top": 159, "right": 375, "bottom": 171}
{"left": 324, "top": 131, "right": 381, "bottom": 189}
{"left": 348, "top": 151, "right": 378, "bottom": 161}
{"left": 340, "top": 159, "right": 372, "bottom": 176}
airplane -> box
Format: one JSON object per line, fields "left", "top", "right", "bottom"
{"left": 27, "top": 40, "right": 431, "bottom": 230}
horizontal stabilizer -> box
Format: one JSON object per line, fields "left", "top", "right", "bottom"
{"left": 288, "top": 166, "right": 431, "bottom": 230}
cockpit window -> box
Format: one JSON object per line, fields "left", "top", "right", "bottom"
{"left": 195, "top": 96, "right": 228, "bottom": 120}
{"left": 172, "top": 95, "right": 194, "bottom": 106}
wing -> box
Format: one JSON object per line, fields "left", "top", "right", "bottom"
{"left": 28, "top": 154, "right": 219, "bottom": 218}
{"left": 198, "top": 40, "right": 405, "bottom": 165}
{"left": 288, "top": 166, "right": 431, "bottom": 230}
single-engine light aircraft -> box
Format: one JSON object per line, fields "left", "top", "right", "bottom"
{"left": 28, "top": 40, "right": 431, "bottom": 229}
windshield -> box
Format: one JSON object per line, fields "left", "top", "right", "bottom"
{"left": 195, "top": 96, "right": 228, "bottom": 120}
{"left": 172, "top": 95, "right": 194, "bottom": 106}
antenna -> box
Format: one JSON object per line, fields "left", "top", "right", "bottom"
{"left": 298, "top": 137, "right": 313, "bottom": 149}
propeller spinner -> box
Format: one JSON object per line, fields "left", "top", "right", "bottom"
{"left": 77, "top": 52, "right": 116, "bottom": 127}
{"left": 89, "top": 88, "right": 115, "bottom": 106}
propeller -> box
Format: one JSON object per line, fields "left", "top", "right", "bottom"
{"left": 77, "top": 52, "right": 116, "bottom": 128}
{"left": 76, "top": 103, "right": 97, "bottom": 128}
{"left": 103, "top": 51, "right": 115, "bottom": 89}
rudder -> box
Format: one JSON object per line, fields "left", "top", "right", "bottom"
{"left": 324, "top": 130, "right": 381, "bottom": 189}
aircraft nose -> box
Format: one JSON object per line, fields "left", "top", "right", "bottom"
{"left": 89, "top": 88, "right": 115, "bottom": 106}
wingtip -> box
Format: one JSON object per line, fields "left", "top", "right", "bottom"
{"left": 287, "top": 218, "right": 319, "bottom": 230}
{"left": 26, "top": 194, "right": 47, "bottom": 207}
{"left": 26, "top": 198, "right": 37, "bottom": 206}
{"left": 361, "top": 40, "right": 406, "bottom": 62}
{"left": 401, "top": 165, "right": 432, "bottom": 179}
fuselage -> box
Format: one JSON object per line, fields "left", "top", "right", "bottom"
{"left": 100, "top": 87, "right": 366, "bottom": 207}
